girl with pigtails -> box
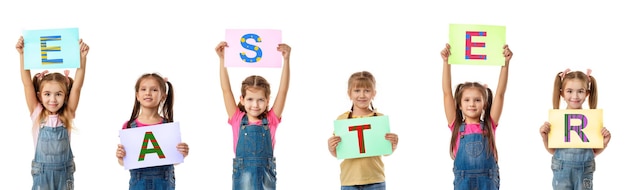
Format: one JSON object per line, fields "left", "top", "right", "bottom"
{"left": 539, "top": 69, "right": 611, "bottom": 190}
{"left": 441, "top": 43, "right": 513, "bottom": 190}
{"left": 115, "top": 73, "right": 190, "bottom": 190}
{"left": 17, "top": 36, "right": 90, "bottom": 190}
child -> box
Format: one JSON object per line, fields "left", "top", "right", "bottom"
{"left": 215, "top": 41, "right": 291, "bottom": 190}
{"left": 539, "top": 69, "right": 611, "bottom": 190}
{"left": 441, "top": 43, "right": 513, "bottom": 190}
{"left": 327, "top": 71, "right": 399, "bottom": 190}
{"left": 17, "top": 36, "right": 89, "bottom": 190}
{"left": 115, "top": 73, "right": 190, "bottom": 190}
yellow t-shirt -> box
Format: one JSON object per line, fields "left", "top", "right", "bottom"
{"left": 336, "top": 111, "right": 385, "bottom": 186}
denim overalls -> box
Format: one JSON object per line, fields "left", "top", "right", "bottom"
{"left": 551, "top": 148, "right": 595, "bottom": 190}
{"left": 127, "top": 120, "right": 176, "bottom": 190}
{"left": 232, "top": 115, "right": 277, "bottom": 190}
{"left": 31, "top": 122, "right": 75, "bottom": 190}
{"left": 452, "top": 122, "right": 500, "bottom": 190}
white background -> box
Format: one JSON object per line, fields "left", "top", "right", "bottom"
{"left": 0, "top": 0, "right": 623, "bottom": 189}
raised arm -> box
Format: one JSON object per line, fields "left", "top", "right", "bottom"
{"left": 216, "top": 42, "right": 238, "bottom": 119}
{"left": 490, "top": 45, "right": 513, "bottom": 124}
{"left": 66, "top": 39, "right": 89, "bottom": 118}
{"left": 271, "top": 44, "right": 291, "bottom": 118}
{"left": 441, "top": 43, "right": 455, "bottom": 125}
{"left": 17, "top": 36, "right": 38, "bottom": 114}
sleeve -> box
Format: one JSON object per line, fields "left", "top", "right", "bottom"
{"left": 228, "top": 109, "right": 245, "bottom": 127}
{"left": 121, "top": 121, "right": 129, "bottom": 129}
{"left": 266, "top": 109, "right": 282, "bottom": 126}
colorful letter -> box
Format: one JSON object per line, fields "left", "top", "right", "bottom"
{"left": 40, "top": 35, "right": 63, "bottom": 64}
{"left": 465, "top": 31, "right": 486, "bottom": 60}
{"left": 239, "top": 33, "right": 263, "bottom": 63}
{"left": 138, "top": 131, "right": 166, "bottom": 161}
{"left": 564, "top": 114, "right": 590, "bottom": 142}
{"left": 349, "top": 124, "right": 372, "bottom": 153}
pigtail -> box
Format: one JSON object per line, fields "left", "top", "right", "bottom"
{"left": 32, "top": 74, "right": 42, "bottom": 103}
{"left": 162, "top": 81, "right": 174, "bottom": 123}
{"left": 588, "top": 75, "right": 598, "bottom": 109}
{"left": 237, "top": 102, "right": 245, "bottom": 112}
{"left": 449, "top": 83, "right": 465, "bottom": 159}
{"left": 126, "top": 99, "right": 141, "bottom": 128}
{"left": 553, "top": 72, "right": 564, "bottom": 109}
{"left": 483, "top": 87, "right": 497, "bottom": 160}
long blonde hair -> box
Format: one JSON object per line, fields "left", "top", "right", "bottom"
{"left": 552, "top": 70, "right": 598, "bottom": 109}
{"left": 33, "top": 71, "right": 74, "bottom": 130}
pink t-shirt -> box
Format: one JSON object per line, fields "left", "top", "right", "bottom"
{"left": 228, "top": 109, "right": 281, "bottom": 154}
{"left": 449, "top": 118, "right": 497, "bottom": 157}
{"left": 31, "top": 103, "right": 67, "bottom": 150}
{"left": 121, "top": 119, "right": 164, "bottom": 129}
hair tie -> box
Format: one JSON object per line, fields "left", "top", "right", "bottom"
{"left": 36, "top": 70, "right": 49, "bottom": 80}
{"left": 63, "top": 70, "right": 71, "bottom": 84}
{"left": 163, "top": 77, "right": 168, "bottom": 83}
{"left": 559, "top": 68, "right": 571, "bottom": 80}
{"left": 483, "top": 84, "right": 488, "bottom": 89}
{"left": 586, "top": 69, "right": 592, "bottom": 80}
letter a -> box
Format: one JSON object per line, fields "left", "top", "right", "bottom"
{"left": 138, "top": 131, "right": 166, "bottom": 161}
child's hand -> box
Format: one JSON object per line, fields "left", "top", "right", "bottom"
{"left": 385, "top": 133, "right": 399, "bottom": 151}
{"left": 116, "top": 144, "right": 126, "bottom": 159}
{"left": 277, "top": 43, "right": 291, "bottom": 60}
{"left": 503, "top": 44, "right": 513, "bottom": 65}
{"left": 16, "top": 36, "right": 24, "bottom": 54}
{"left": 539, "top": 122, "right": 551, "bottom": 139}
{"left": 601, "top": 127, "right": 611, "bottom": 148}
{"left": 177, "top": 142, "right": 190, "bottom": 158}
{"left": 327, "top": 135, "right": 341, "bottom": 152}
{"left": 215, "top": 41, "right": 228, "bottom": 60}
{"left": 79, "top": 39, "right": 89, "bottom": 58}
{"left": 440, "top": 43, "right": 451, "bottom": 62}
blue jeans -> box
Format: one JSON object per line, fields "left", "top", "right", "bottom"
{"left": 341, "top": 182, "right": 386, "bottom": 190}
{"left": 551, "top": 149, "right": 595, "bottom": 190}
{"left": 129, "top": 165, "right": 175, "bottom": 190}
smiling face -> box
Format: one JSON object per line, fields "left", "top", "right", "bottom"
{"left": 459, "top": 87, "right": 485, "bottom": 122}
{"left": 562, "top": 78, "right": 588, "bottom": 109}
{"left": 349, "top": 85, "right": 376, "bottom": 112}
{"left": 135, "top": 77, "right": 165, "bottom": 109}
{"left": 39, "top": 81, "right": 67, "bottom": 114}
{"left": 240, "top": 87, "right": 269, "bottom": 118}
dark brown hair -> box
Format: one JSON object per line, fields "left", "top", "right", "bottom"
{"left": 125, "top": 73, "right": 174, "bottom": 128}
{"left": 449, "top": 82, "right": 497, "bottom": 159}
